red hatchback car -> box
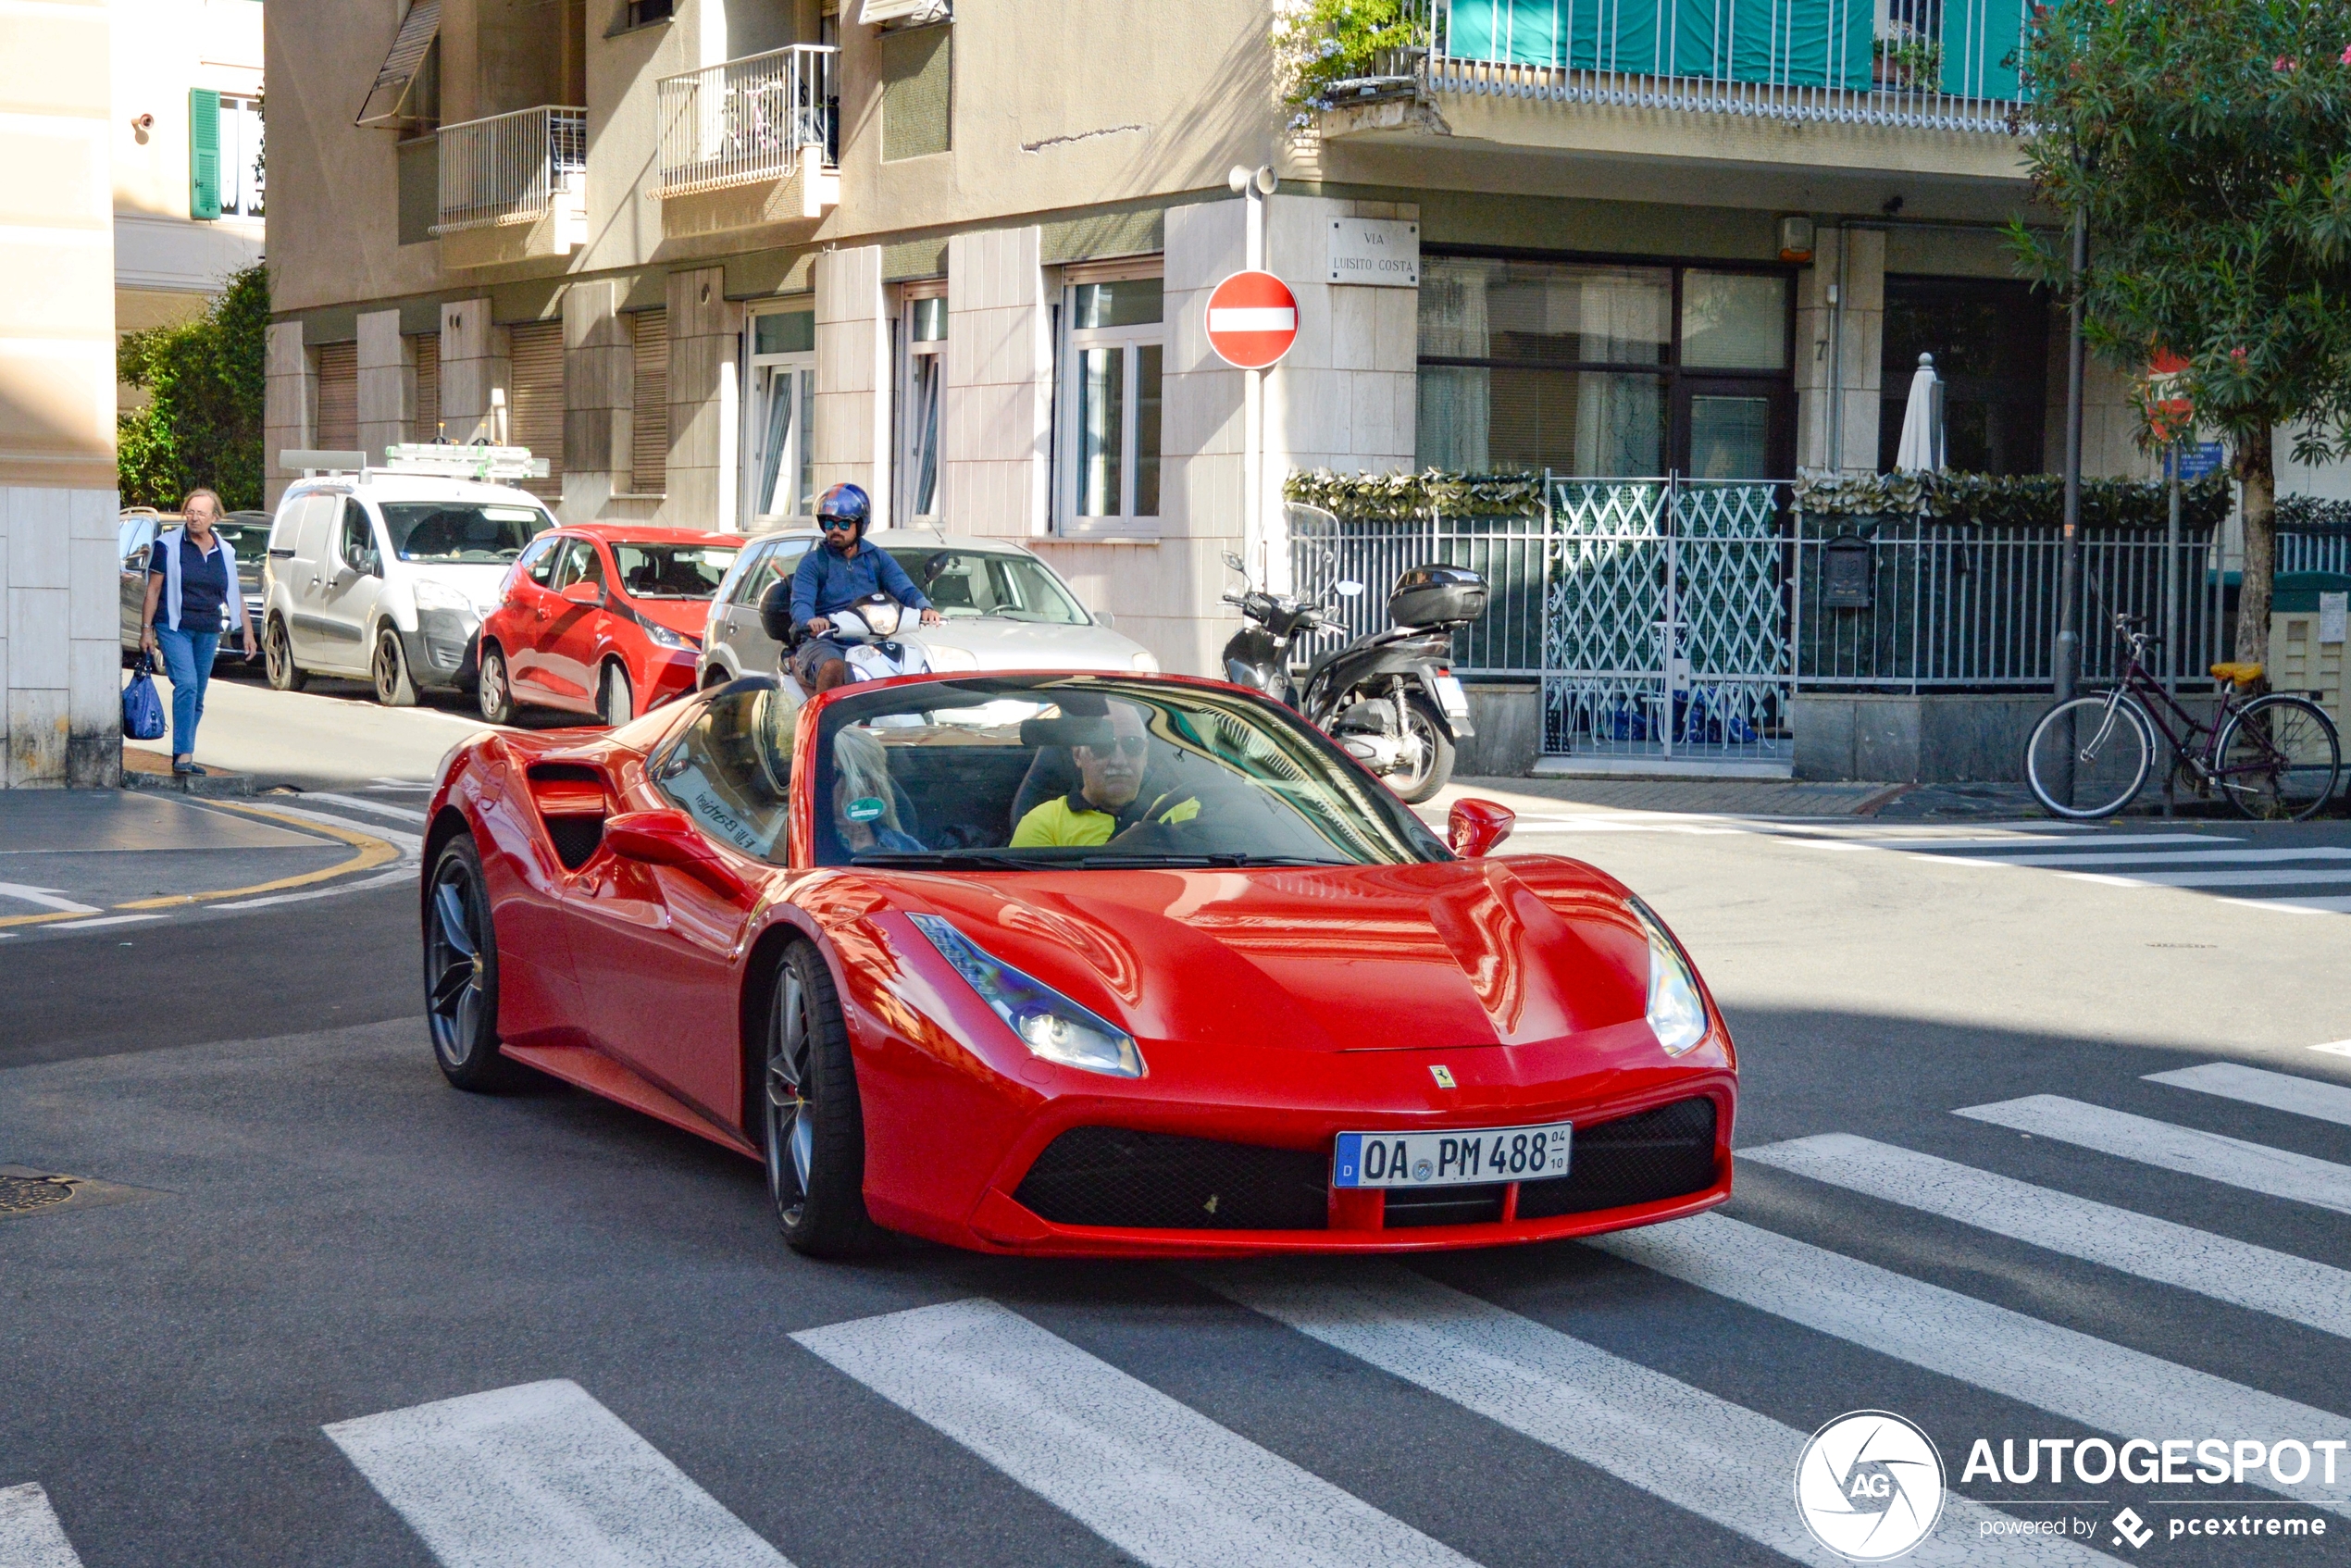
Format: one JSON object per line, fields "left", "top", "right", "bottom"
{"left": 478, "top": 526, "right": 741, "bottom": 726}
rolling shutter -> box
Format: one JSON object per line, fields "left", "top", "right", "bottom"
{"left": 879, "top": 26, "right": 951, "bottom": 162}
{"left": 629, "top": 309, "right": 668, "bottom": 495}
{"left": 358, "top": 0, "right": 443, "bottom": 127}
{"left": 507, "top": 321, "right": 565, "bottom": 502}
{"left": 316, "top": 342, "right": 358, "bottom": 453}
{"left": 412, "top": 334, "right": 441, "bottom": 441}
{"left": 189, "top": 88, "right": 221, "bottom": 219}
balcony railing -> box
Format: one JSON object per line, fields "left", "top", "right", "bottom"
{"left": 1415, "top": 0, "right": 2029, "bottom": 132}
{"left": 656, "top": 44, "right": 839, "bottom": 199}
{"left": 435, "top": 106, "right": 586, "bottom": 234}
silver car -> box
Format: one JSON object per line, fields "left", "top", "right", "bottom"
{"left": 697, "top": 529, "right": 1159, "bottom": 687}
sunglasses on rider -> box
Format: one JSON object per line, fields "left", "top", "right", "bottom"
{"left": 1078, "top": 735, "right": 1150, "bottom": 759}
{"left": 819, "top": 516, "right": 860, "bottom": 531}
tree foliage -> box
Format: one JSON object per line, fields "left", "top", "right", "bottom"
{"left": 2009, "top": 0, "right": 2351, "bottom": 660}
{"left": 118, "top": 261, "right": 268, "bottom": 510}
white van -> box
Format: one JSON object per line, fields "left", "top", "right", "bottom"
{"left": 260, "top": 470, "right": 558, "bottom": 704}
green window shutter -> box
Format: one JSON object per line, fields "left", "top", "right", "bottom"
{"left": 189, "top": 87, "right": 221, "bottom": 219}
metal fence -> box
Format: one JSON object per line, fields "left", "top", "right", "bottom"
{"left": 2281, "top": 528, "right": 2351, "bottom": 577}
{"left": 434, "top": 106, "right": 586, "bottom": 234}
{"left": 656, "top": 44, "right": 839, "bottom": 198}
{"left": 1288, "top": 506, "right": 1548, "bottom": 675}
{"left": 1419, "top": 0, "right": 2028, "bottom": 132}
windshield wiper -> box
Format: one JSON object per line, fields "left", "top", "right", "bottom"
{"left": 850, "top": 850, "right": 1042, "bottom": 871}
{"left": 1072, "top": 852, "right": 1346, "bottom": 869}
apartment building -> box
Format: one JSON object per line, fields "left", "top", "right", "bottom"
{"left": 265, "top": 0, "right": 2131, "bottom": 681}
{"left": 113, "top": 0, "right": 267, "bottom": 409}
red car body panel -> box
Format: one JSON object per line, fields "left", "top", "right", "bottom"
{"left": 480, "top": 526, "right": 737, "bottom": 718}
{"left": 425, "top": 672, "right": 1737, "bottom": 1257}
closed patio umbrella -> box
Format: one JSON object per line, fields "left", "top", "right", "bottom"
{"left": 1894, "top": 353, "right": 1946, "bottom": 472}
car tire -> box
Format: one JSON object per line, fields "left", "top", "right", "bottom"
{"left": 265, "top": 616, "right": 307, "bottom": 692}
{"left": 424, "top": 834, "right": 523, "bottom": 1092}
{"left": 764, "top": 941, "right": 879, "bottom": 1257}
{"left": 479, "top": 643, "right": 516, "bottom": 724}
{"left": 1389, "top": 694, "right": 1456, "bottom": 805}
{"left": 599, "top": 662, "right": 634, "bottom": 728}
{"left": 373, "top": 628, "right": 418, "bottom": 707}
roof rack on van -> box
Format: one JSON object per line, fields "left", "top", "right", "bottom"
{"left": 278, "top": 445, "right": 551, "bottom": 484}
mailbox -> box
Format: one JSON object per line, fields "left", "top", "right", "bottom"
{"left": 1822, "top": 533, "right": 1873, "bottom": 608}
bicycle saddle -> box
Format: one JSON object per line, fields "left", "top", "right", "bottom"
{"left": 2209, "top": 661, "right": 2264, "bottom": 685}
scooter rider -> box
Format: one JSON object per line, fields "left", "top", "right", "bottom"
{"left": 788, "top": 482, "right": 941, "bottom": 692}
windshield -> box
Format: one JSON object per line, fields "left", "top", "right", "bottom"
{"left": 883, "top": 547, "right": 1088, "bottom": 625}
{"left": 614, "top": 541, "right": 740, "bottom": 600}
{"left": 807, "top": 677, "right": 1446, "bottom": 870}
{"left": 379, "top": 502, "right": 554, "bottom": 564}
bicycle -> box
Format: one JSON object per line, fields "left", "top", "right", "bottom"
{"left": 2024, "top": 613, "right": 2342, "bottom": 821}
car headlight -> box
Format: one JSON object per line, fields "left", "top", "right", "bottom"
{"left": 413, "top": 579, "right": 472, "bottom": 614}
{"left": 908, "top": 913, "right": 1143, "bottom": 1077}
{"left": 922, "top": 643, "right": 980, "bottom": 672}
{"left": 1629, "top": 898, "right": 1709, "bottom": 1055}
{"left": 644, "top": 619, "right": 693, "bottom": 650}
{"left": 1129, "top": 651, "right": 1161, "bottom": 673}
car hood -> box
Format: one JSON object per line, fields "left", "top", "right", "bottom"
{"left": 623, "top": 596, "right": 715, "bottom": 640}
{"left": 404, "top": 563, "right": 514, "bottom": 616}
{"left": 877, "top": 856, "right": 1651, "bottom": 1052}
{"left": 905, "top": 618, "right": 1149, "bottom": 671}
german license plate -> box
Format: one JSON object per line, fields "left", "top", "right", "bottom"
{"left": 1333, "top": 1121, "right": 1573, "bottom": 1188}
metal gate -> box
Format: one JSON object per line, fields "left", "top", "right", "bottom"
{"left": 1543, "top": 478, "right": 1792, "bottom": 763}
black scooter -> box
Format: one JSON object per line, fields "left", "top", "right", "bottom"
{"left": 1217, "top": 551, "right": 1486, "bottom": 804}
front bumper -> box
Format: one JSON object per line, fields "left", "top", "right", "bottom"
{"left": 402, "top": 609, "right": 483, "bottom": 691}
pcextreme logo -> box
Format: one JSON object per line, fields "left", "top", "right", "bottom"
{"left": 1795, "top": 1410, "right": 1947, "bottom": 1562}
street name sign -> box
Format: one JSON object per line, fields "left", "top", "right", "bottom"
{"left": 1206, "top": 271, "right": 1299, "bottom": 370}
{"left": 1327, "top": 218, "right": 1419, "bottom": 286}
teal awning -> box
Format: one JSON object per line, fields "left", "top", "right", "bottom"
{"left": 1445, "top": 0, "right": 1888, "bottom": 93}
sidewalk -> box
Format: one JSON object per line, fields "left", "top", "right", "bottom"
{"left": 0, "top": 791, "right": 405, "bottom": 939}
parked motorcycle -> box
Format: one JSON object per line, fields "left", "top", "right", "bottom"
{"left": 1217, "top": 551, "right": 1486, "bottom": 804}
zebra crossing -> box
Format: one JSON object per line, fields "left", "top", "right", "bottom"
{"left": 13, "top": 1060, "right": 2351, "bottom": 1566}
{"left": 1498, "top": 810, "right": 2351, "bottom": 915}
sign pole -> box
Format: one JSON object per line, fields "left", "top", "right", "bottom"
{"left": 1232, "top": 165, "right": 1276, "bottom": 587}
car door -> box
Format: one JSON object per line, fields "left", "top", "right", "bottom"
{"left": 532, "top": 538, "right": 606, "bottom": 705}
{"left": 718, "top": 538, "right": 808, "bottom": 679}
{"left": 559, "top": 688, "right": 790, "bottom": 1126}
{"left": 118, "top": 516, "right": 159, "bottom": 650}
{"left": 310, "top": 497, "right": 386, "bottom": 673}
{"left": 502, "top": 533, "right": 570, "bottom": 698}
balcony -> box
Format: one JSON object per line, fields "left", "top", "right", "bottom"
{"left": 1326, "top": 0, "right": 2031, "bottom": 178}
{"left": 434, "top": 106, "right": 588, "bottom": 268}
{"left": 654, "top": 44, "right": 840, "bottom": 240}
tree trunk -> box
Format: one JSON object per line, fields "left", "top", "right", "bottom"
{"left": 2235, "top": 423, "right": 2275, "bottom": 668}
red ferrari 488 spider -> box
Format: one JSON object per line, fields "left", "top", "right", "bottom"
{"left": 421, "top": 669, "right": 1735, "bottom": 1257}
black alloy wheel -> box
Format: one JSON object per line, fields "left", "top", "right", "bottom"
{"left": 764, "top": 942, "right": 877, "bottom": 1256}
{"left": 425, "top": 836, "right": 521, "bottom": 1091}
{"left": 478, "top": 643, "right": 516, "bottom": 724}
{"left": 266, "top": 616, "right": 307, "bottom": 691}
{"left": 374, "top": 628, "right": 419, "bottom": 707}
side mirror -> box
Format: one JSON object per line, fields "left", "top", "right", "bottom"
{"left": 1222, "top": 551, "right": 1247, "bottom": 573}
{"left": 1448, "top": 798, "right": 1515, "bottom": 858}
{"left": 1092, "top": 609, "right": 1116, "bottom": 628}
{"left": 1334, "top": 579, "right": 1365, "bottom": 598}
{"left": 561, "top": 579, "right": 604, "bottom": 606}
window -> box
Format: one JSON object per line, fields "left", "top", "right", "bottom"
{"left": 1415, "top": 254, "right": 1790, "bottom": 479}
{"left": 649, "top": 685, "right": 800, "bottom": 860}
{"left": 729, "top": 539, "right": 811, "bottom": 609}
{"left": 625, "top": 0, "right": 674, "bottom": 26}
{"left": 379, "top": 503, "right": 555, "bottom": 563}
{"left": 336, "top": 501, "right": 378, "bottom": 571}
{"left": 895, "top": 293, "right": 945, "bottom": 524}
{"left": 519, "top": 533, "right": 563, "bottom": 585}
{"left": 881, "top": 545, "right": 1088, "bottom": 624}
{"left": 1880, "top": 277, "right": 2049, "bottom": 476}
{"left": 218, "top": 94, "right": 266, "bottom": 219}
{"left": 629, "top": 309, "right": 669, "bottom": 496}
{"left": 613, "top": 541, "right": 738, "bottom": 599}
{"left": 551, "top": 537, "right": 605, "bottom": 590}
{"left": 1059, "top": 275, "right": 1163, "bottom": 533}
{"left": 744, "top": 307, "right": 815, "bottom": 524}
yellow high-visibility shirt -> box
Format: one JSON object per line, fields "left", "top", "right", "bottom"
{"left": 1011, "top": 790, "right": 1200, "bottom": 847}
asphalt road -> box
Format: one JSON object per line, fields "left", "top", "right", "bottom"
{"left": 7, "top": 802, "right": 2351, "bottom": 1566}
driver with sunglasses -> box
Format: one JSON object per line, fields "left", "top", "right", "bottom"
{"left": 1012, "top": 700, "right": 1201, "bottom": 847}
{"left": 787, "top": 482, "right": 942, "bottom": 692}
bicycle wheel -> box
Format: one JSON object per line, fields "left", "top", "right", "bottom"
{"left": 2025, "top": 695, "right": 2154, "bottom": 818}
{"left": 2215, "top": 694, "right": 2342, "bottom": 821}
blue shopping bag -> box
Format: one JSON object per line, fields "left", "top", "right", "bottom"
{"left": 122, "top": 656, "right": 166, "bottom": 741}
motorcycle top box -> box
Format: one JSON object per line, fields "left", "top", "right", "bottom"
{"left": 1389, "top": 564, "right": 1489, "bottom": 629}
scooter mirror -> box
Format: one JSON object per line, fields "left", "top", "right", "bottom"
{"left": 1335, "top": 580, "right": 1365, "bottom": 597}
{"left": 1221, "top": 551, "right": 1247, "bottom": 573}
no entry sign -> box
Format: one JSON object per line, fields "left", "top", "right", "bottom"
{"left": 1205, "top": 271, "right": 1299, "bottom": 370}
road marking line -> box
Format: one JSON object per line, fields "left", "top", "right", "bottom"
{"left": 1985, "top": 847, "right": 2351, "bottom": 868}
{"left": 295, "top": 790, "right": 430, "bottom": 823}
{"left": 2315, "top": 1039, "right": 2351, "bottom": 1059}
{"left": 1201, "top": 1262, "right": 2116, "bottom": 1567}
{"left": 1744, "top": 1133, "right": 2351, "bottom": 1340}
{"left": 2146, "top": 1063, "right": 2351, "bottom": 1129}
{"left": 212, "top": 867, "right": 414, "bottom": 910}
{"left": 103, "top": 800, "right": 406, "bottom": 914}
{"left": 322, "top": 1379, "right": 791, "bottom": 1568}
{"left": 1955, "top": 1095, "right": 2351, "bottom": 1215}
{"left": 215, "top": 801, "right": 424, "bottom": 853}
{"left": 0, "top": 885, "right": 101, "bottom": 915}
{"left": 0, "top": 1482, "right": 85, "bottom": 1568}
{"left": 41, "top": 915, "right": 168, "bottom": 931}
{"left": 1840, "top": 834, "right": 2243, "bottom": 852}
{"left": 792, "top": 1298, "right": 1474, "bottom": 1568}
{"left": 1594, "top": 1213, "right": 2351, "bottom": 1515}
{"left": 2217, "top": 897, "right": 2346, "bottom": 915}
{"left": 371, "top": 777, "right": 435, "bottom": 789}
{"left": 2061, "top": 867, "right": 2351, "bottom": 889}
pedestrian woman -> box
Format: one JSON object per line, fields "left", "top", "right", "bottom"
{"left": 140, "top": 487, "right": 255, "bottom": 774}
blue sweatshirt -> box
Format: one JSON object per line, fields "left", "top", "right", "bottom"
{"left": 789, "top": 537, "right": 933, "bottom": 624}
